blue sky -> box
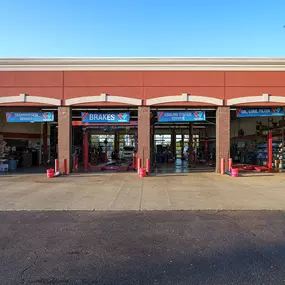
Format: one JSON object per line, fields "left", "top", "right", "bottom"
{"left": 0, "top": 0, "right": 285, "bottom": 57}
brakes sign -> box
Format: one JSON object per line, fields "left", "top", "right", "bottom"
{"left": 81, "top": 112, "right": 130, "bottom": 123}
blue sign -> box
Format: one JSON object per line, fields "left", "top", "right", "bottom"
{"left": 6, "top": 112, "right": 54, "bottom": 122}
{"left": 82, "top": 112, "right": 130, "bottom": 123}
{"left": 157, "top": 111, "right": 206, "bottom": 122}
{"left": 236, "top": 107, "right": 284, "bottom": 118}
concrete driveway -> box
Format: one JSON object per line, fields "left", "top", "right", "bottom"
{"left": 1, "top": 172, "right": 285, "bottom": 210}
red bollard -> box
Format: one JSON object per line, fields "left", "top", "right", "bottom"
{"left": 229, "top": 158, "right": 233, "bottom": 171}
{"left": 231, "top": 168, "right": 238, "bottom": 177}
{"left": 63, "top": 159, "right": 67, "bottom": 175}
{"left": 137, "top": 158, "right": 142, "bottom": 174}
{"left": 146, "top": 158, "right": 150, "bottom": 174}
{"left": 139, "top": 168, "right": 146, "bottom": 178}
{"left": 47, "top": 169, "right": 54, "bottom": 178}
{"left": 221, "top": 158, "right": 225, "bottom": 174}
{"left": 55, "top": 159, "right": 59, "bottom": 173}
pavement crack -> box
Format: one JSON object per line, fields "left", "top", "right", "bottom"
{"left": 21, "top": 250, "right": 38, "bottom": 285}
{"left": 108, "top": 181, "right": 125, "bottom": 209}
{"left": 65, "top": 188, "right": 91, "bottom": 210}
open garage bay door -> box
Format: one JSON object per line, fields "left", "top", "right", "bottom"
{"left": 151, "top": 108, "right": 216, "bottom": 174}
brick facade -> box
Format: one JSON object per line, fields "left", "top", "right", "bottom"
{"left": 58, "top": 107, "right": 72, "bottom": 174}
{"left": 138, "top": 107, "right": 150, "bottom": 170}
{"left": 1, "top": 59, "right": 285, "bottom": 175}
{"left": 216, "top": 107, "right": 230, "bottom": 173}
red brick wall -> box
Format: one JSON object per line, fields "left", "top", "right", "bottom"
{"left": 58, "top": 107, "right": 71, "bottom": 174}
{"left": 0, "top": 71, "right": 64, "bottom": 106}
{"left": 225, "top": 71, "right": 285, "bottom": 106}
{"left": 138, "top": 107, "right": 150, "bottom": 169}
{"left": 216, "top": 107, "right": 230, "bottom": 173}
{"left": 63, "top": 71, "right": 225, "bottom": 106}
{"left": 0, "top": 70, "right": 285, "bottom": 107}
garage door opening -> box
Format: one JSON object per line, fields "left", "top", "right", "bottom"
{"left": 230, "top": 107, "right": 285, "bottom": 172}
{"left": 71, "top": 108, "right": 138, "bottom": 172}
{"left": 0, "top": 107, "right": 58, "bottom": 174}
{"left": 151, "top": 108, "right": 216, "bottom": 174}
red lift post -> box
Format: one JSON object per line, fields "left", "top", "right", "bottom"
{"left": 267, "top": 131, "right": 273, "bottom": 169}
{"left": 204, "top": 137, "right": 208, "bottom": 161}
{"left": 83, "top": 130, "right": 89, "bottom": 171}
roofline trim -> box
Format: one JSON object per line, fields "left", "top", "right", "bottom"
{"left": 1, "top": 57, "right": 285, "bottom": 71}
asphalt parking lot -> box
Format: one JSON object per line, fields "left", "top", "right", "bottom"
{"left": 1, "top": 210, "right": 285, "bottom": 285}
{"left": 2, "top": 173, "right": 285, "bottom": 284}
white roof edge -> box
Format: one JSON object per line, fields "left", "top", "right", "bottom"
{"left": 1, "top": 57, "right": 285, "bottom": 71}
